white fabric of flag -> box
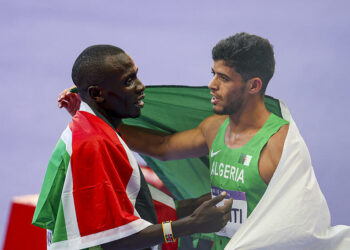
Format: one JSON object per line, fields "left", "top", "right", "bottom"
{"left": 225, "top": 101, "right": 350, "bottom": 250}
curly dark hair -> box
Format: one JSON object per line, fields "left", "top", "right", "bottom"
{"left": 212, "top": 32, "right": 275, "bottom": 94}
{"left": 71, "top": 45, "right": 125, "bottom": 90}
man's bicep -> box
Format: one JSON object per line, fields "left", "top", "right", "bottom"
{"left": 270, "top": 124, "right": 289, "bottom": 165}
{"left": 163, "top": 114, "right": 225, "bottom": 160}
{"left": 164, "top": 126, "right": 209, "bottom": 160}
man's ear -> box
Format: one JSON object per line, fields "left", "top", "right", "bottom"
{"left": 88, "top": 86, "right": 104, "bottom": 103}
{"left": 248, "top": 78, "right": 262, "bottom": 95}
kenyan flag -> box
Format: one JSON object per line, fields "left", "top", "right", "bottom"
{"left": 32, "top": 104, "right": 176, "bottom": 249}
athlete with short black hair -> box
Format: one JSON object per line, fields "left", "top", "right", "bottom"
{"left": 58, "top": 33, "right": 289, "bottom": 249}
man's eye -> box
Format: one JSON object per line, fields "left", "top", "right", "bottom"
{"left": 125, "top": 77, "right": 134, "bottom": 86}
{"left": 220, "top": 76, "right": 229, "bottom": 82}
{"left": 125, "top": 74, "right": 138, "bottom": 86}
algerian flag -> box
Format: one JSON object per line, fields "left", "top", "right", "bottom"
{"left": 238, "top": 153, "right": 252, "bottom": 167}
{"left": 123, "top": 85, "right": 284, "bottom": 200}
{"left": 225, "top": 102, "right": 350, "bottom": 249}
{"left": 124, "top": 85, "right": 350, "bottom": 249}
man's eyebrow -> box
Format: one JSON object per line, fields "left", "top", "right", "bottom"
{"left": 217, "top": 72, "right": 231, "bottom": 80}
{"left": 122, "top": 67, "right": 138, "bottom": 81}
{"left": 128, "top": 67, "right": 138, "bottom": 77}
{"left": 211, "top": 68, "right": 231, "bottom": 79}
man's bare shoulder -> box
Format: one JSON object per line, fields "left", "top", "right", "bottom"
{"left": 259, "top": 123, "right": 289, "bottom": 184}
{"left": 199, "top": 114, "right": 227, "bottom": 149}
{"left": 268, "top": 123, "right": 289, "bottom": 151}
{"left": 265, "top": 123, "right": 289, "bottom": 165}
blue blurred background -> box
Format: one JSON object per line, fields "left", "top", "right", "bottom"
{"left": 1, "top": 0, "right": 349, "bottom": 245}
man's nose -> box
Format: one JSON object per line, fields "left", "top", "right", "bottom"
{"left": 136, "top": 80, "right": 146, "bottom": 92}
{"left": 208, "top": 77, "right": 218, "bottom": 90}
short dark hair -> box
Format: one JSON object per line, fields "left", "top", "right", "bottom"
{"left": 212, "top": 32, "right": 275, "bottom": 94}
{"left": 71, "top": 45, "right": 125, "bottom": 89}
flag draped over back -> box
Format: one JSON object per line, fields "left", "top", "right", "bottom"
{"left": 33, "top": 103, "right": 157, "bottom": 249}
{"left": 124, "top": 85, "right": 350, "bottom": 249}
{"left": 225, "top": 102, "right": 350, "bottom": 249}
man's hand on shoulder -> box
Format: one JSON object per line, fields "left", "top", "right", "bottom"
{"left": 58, "top": 85, "right": 81, "bottom": 116}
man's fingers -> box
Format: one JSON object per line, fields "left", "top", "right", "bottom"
{"left": 222, "top": 198, "right": 233, "bottom": 212}
{"left": 223, "top": 211, "right": 231, "bottom": 227}
{"left": 223, "top": 197, "right": 233, "bottom": 206}
{"left": 58, "top": 86, "right": 77, "bottom": 101}
{"left": 58, "top": 88, "right": 69, "bottom": 100}
{"left": 58, "top": 100, "right": 69, "bottom": 109}
{"left": 206, "top": 192, "right": 226, "bottom": 206}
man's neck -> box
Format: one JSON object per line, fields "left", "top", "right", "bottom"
{"left": 227, "top": 97, "right": 270, "bottom": 135}
{"left": 83, "top": 100, "right": 122, "bottom": 130}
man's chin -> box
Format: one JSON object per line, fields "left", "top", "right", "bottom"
{"left": 114, "top": 110, "right": 141, "bottom": 119}
{"left": 129, "top": 114, "right": 141, "bottom": 118}
{"left": 213, "top": 107, "right": 225, "bottom": 115}
{"left": 129, "top": 110, "right": 142, "bottom": 118}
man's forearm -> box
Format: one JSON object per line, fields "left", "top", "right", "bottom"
{"left": 119, "top": 123, "right": 171, "bottom": 160}
{"left": 102, "top": 223, "right": 163, "bottom": 250}
{"left": 119, "top": 123, "right": 209, "bottom": 161}
{"left": 102, "top": 192, "right": 231, "bottom": 249}
{"left": 102, "top": 215, "right": 197, "bottom": 249}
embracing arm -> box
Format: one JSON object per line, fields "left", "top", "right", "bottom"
{"left": 119, "top": 113, "right": 224, "bottom": 161}
{"left": 102, "top": 193, "right": 232, "bottom": 249}
{"left": 118, "top": 123, "right": 209, "bottom": 161}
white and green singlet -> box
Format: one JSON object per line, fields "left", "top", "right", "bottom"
{"left": 209, "top": 113, "right": 289, "bottom": 249}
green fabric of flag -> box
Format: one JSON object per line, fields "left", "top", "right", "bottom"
{"left": 124, "top": 85, "right": 282, "bottom": 200}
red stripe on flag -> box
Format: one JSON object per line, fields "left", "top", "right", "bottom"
{"left": 70, "top": 111, "right": 139, "bottom": 236}
{"left": 153, "top": 200, "right": 177, "bottom": 223}
{"left": 153, "top": 196, "right": 178, "bottom": 250}
{"left": 141, "top": 165, "right": 173, "bottom": 198}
